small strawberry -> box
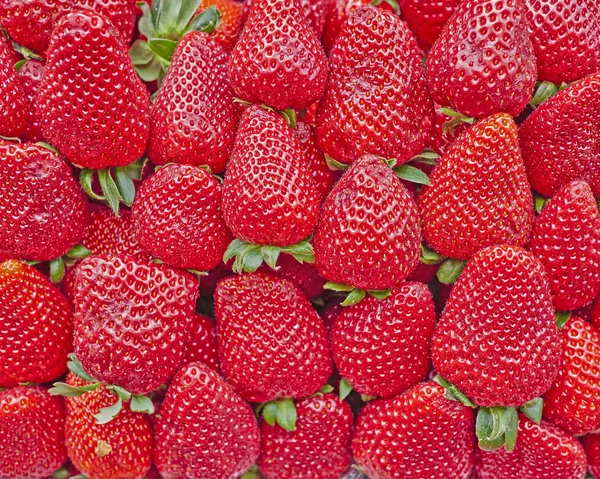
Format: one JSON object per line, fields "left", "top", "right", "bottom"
{"left": 16, "top": 59, "right": 45, "bottom": 142}
{"left": 0, "top": 35, "right": 29, "bottom": 139}
{"left": 399, "top": 0, "right": 462, "bottom": 49}
{"left": 181, "top": 313, "right": 221, "bottom": 373}
{"left": 583, "top": 434, "right": 600, "bottom": 479}
{"left": 258, "top": 253, "right": 327, "bottom": 300}
{"left": 197, "top": 0, "right": 244, "bottom": 50}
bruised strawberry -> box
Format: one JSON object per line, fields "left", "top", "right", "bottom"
{"left": 399, "top": 0, "right": 462, "bottom": 49}
{"left": 181, "top": 314, "right": 220, "bottom": 373}
{"left": 16, "top": 59, "right": 45, "bottom": 142}
{"left": 197, "top": 0, "right": 244, "bottom": 50}
{"left": 0, "top": 35, "right": 29, "bottom": 139}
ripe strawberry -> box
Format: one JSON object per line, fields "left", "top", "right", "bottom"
{"left": 242, "top": 0, "right": 330, "bottom": 37}
{"left": 320, "top": 298, "right": 343, "bottom": 331}
{"left": 258, "top": 253, "right": 327, "bottom": 300}
{"left": 197, "top": 0, "right": 244, "bottom": 50}
{"left": 322, "top": 0, "right": 370, "bottom": 53}
{"left": 215, "top": 273, "right": 332, "bottom": 402}
{"left": 419, "top": 114, "right": 534, "bottom": 260}
{"left": 519, "top": 71, "right": 600, "bottom": 197}
{"left": 73, "top": 255, "right": 198, "bottom": 395}
{"left": 132, "top": 164, "right": 233, "bottom": 271}
{"left": 426, "top": 0, "right": 537, "bottom": 119}
{"left": 331, "top": 282, "right": 435, "bottom": 398}
{"left": 181, "top": 313, "right": 220, "bottom": 373}
{"left": 352, "top": 382, "right": 475, "bottom": 478}
{"left": 432, "top": 245, "right": 560, "bottom": 407}
{"left": 229, "top": 0, "right": 328, "bottom": 110}
{"left": 257, "top": 393, "right": 353, "bottom": 479}
{"left": 154, "top": 362, "right": 260, "bottom": 479}
{"left": 199, "top": 261, "right": 234, "bottom": 297}
{"left": 147, "top": 32, "right": 239, "bottom": 174}
{"left": 528, "top": 181, "right": 600, "bottom": 310}
{"left": 313, "top": 154, "right": 421, "bottom": 292}
{"left": 0, "top": 386, "right": 66, "bottom": 479}
{"left": 16, "top": 59, "right": 45, "bottom": 142}
{"left": 399, "top": 0, "right": 462, "bottom": 49}
{"left": 316, "top": 6, "right": 433, "bottom": 165}
{"left": 594, "top": 296, "right": 600, "bottom": 330}
{"left": 64, "top": 374, "right": 153, "bottom": 479}
{"left": 583, "top": 434, "right": 600, "bottom": 479}
{"left": 426, "top": 102, "right": 470, "bottom": 156}
{"left": 0, "top": 35, "right": 29, "bottom": 139}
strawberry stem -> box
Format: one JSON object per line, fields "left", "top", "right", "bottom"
{"left": 476, "top": 406, "right": 519, "bottom": 452}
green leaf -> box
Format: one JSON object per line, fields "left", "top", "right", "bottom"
{"left": 148, "top": 38, "right": 178, "bottom": 64}
{"left": 49, "top": 257, "right": 65, "bottom": 284}
{"left": 123, "top": 158, "right": 146, "bottom": 181}
{"left": 434, "top": 375, "right": 476, "bottom": 408}
{"left": 223, "top": 238, "right": 245, "bottom": 263}
{"left": 67, "top": 354, "right": 97, "bottom": 382}
{"left": 134, "top": 60, "right": 162, "bottom": 82}
{"left": 129, "top": 40, "right": 155, "bottom": 65}
{"left": 67, "top": 244, "right": 92, "bottom": 259}
{"left": 324, "top": 282, "right": 354, "bottom": 292}
{"left": 437, "top": 259, "right": 466, "bottom": 285}
{"left": 233, "top": 98, "right": 253, "bottom": 106}
{"left": 14, "top": 59, "right": 27, "bottom": 71}
{"left": 360, "top": 394, "right": 376, "bottom": 402}
{"left": 107, "top": 385, "right": 132, "bottom": 402}
{"left": 556, "top": 310, "right": 572, "bottom": 329}
{"left": 476, "top": 407, "right": 519, "bottom": 452}
{"left": 439, "top": 108, "right": 476, "bottom": 136}
{"left": 36, "top": 141, "right": 60, "bottom": 155}
{"left": 291, "top": 253, "right": 314, "bottom": 264}
{"left": 503, "top": 408, "right": 519, "bottom": 451}
{"left": 176, "top": 0, "right": 203, "bottom": 32}
{"left": 519, "top": 397, "right": 543, "bottom": 424}
{"left": 137, "top": 1, "right": 156, "bottom": 38}
{"left": 187, "top": 269, "right": 208, "bottom": 277}
{"left": 410, "top": 149, "right": 440, "bottom": 166}
{"left": 231, "top": 242, "right": 262, "bottom": 274}
{"left": 98, "top": 168, "right": 122, "bottom": 216}
{"left": 325, "top": 154, "right": 349, "bottom": 172}
{"left": 370, "top": 0, "right": 400, "bottom": 14}
{"left": 185, "top": 6, "right": 222, "bottom": 35}
{"left": 261, "top": 246, "right": 280, "bottom": 270}
{"left": 242, "top": 247, "right": 264, "bottom": 273}
{"left": 339, "top": 378, "right": 353, "bottom": 400}
{"left": 94, "top": 396, "right": 123, "bottom": 424}
{"left": 276, "top": 398, "right": 297, "bottom": 432}
{"left": 530, "top": 81, "right": 559, "bottom": 108}
{"left": 394, "top": 164, "right": 431, "bottom": 186}
{"left": 155, "top": 0, "right": 181, "bottom": 37}
{"left": 114, "top": 167, "right": 136, "bottom": 206}
{"left": 49, "top": 381, "right": 101, "bottom": 397}
{"left": 280, "top": 108, "right": 297, "bottom": 129}
{"left": 50, "top": 467, "right": 70, "bottom": 479}
{"left": 130, "top": 394, "right": 155, "bottom": 414}
{"left": 421, "top": 244, "right": 444, "bottom": 265}
{"left": 262, "top": 401, "right": 278, "bottom": 426}
{"left": 80, "top": 169, "right": 105, "bottom": 201}
{"left": 534, "top": 195, "right": 547, "bottom": 214}
{"left": 367, "top": 289, "right": 391, "bottom": 300}
{"left": 282, "top": 240, "right": 314, "bottom": 257}
{"left": 318, "top": 385, "right": 334, "bottom": 395}
{"left": 341, "top": 288, "right": 366, "bottom": 306}
{"left": 239, "top": 465, "right": 261, "bottom": 479}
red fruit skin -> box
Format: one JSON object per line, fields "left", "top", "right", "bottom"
{"left": 426, "top": 0, "right": 537, "bottom": 119}
{"left": 241, "top": 0, "right": 330, "bottom": 37}
{"left": 316, "top": 6, "right": 433, "bottom": 165}
{"left": 399, "top": 0, "right": 462, "bottom": 49}
{"left": 432, "top": 245, "right": 561, "bottom": 407}
{"left": 16, "top": 59, "right": 45, "bottom": 142}
{"left": 0, "top": 261, "right": 73, "bottom": 387}
{"left": 426, "top": 102, "right": 469, "bottom": 156}
{"left": 38, "top": 12, "right": 150, "bottom": 169}
{"left": 258, "top": 253, "right": 327, "bottom": 300}
{"left": 476, "top": 415, "right": 587, "bottom": 479}
{"left": 573, "top": 299, "right": 595, "bottom": 323}
{"left": 257, "top": 394, "right": 353, "bottom": 479}
{"left": 0, "top": 35, "right": 29, "bottom": 139}
{"left": 222, "top": 105, "right": 320, "bottom": 247}
{"left": 419, "top": 114, "right": 534, "bottom": 260}
{"left": 528, "top": 181, "right": 600, "bottom": 311}
{"left": 198, "top": 261, "right": 234, "bottom": 297}
{"left": 147, "top": 32, "right": 239, "bottom": 174}
{"left": 594, "top": 296, "right": 600, "bottom": 331}
{"left": 519, "top": 71, "right": 600, "bottom": 198}
{"left": 215, "top": 273, "right": 332, "bottom": 402}
{"left": 352, "top": 382, "right": 475, "bottom": 479}
{"left": 73, "top": 255, "right": 198, "bottom": 394}
{"left": 322, "top": 0, "right": 370, "bottom": 53}
{"left": 583, "top": 434, "right": 600, "bottom": 479}
{"left": 65, "top": 374, "right": 153, "bottom": 479}
{"left": 197, "top": 0, "right": 244, "bottom": 50}
{"left": 181, "top": 313, "right": 221, "bottom": 373}
{"left": 0, "top": 387, "right": 66, "bottom": 479}
{"left": 320, "top": 299, "right": 343, "bottom": 331}
{"left": 154, "top": 363, "right": 260, "bottom": 479}
{"left": 407, "top": 261, "right": 440, "bottom": 283}
{"left": 0, "top": 141, "right": 90, "bottom": 261}
{"left": 229, "top": 0, "right": 328, "bottom": 110}
{"left": 313, "top": 154, "right": 421, "bottom": 291}
{"left": 332, "top": 282, "right": 436, "bottom": 398}
{"left": 132, "top": 164, "right": 233, "bottom": 271}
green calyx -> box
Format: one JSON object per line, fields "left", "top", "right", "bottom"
{"left": 436, "top": 258, "right": 466, "bottom": 285}
{"left": 519, "top": 397, "right": 543, "bottom": 424}
{"left": 48, "top": 244, "right": 92, "bottom": 284}
{"left": 439, "top": 107, "right": 476, "bottom": 136}
{"left": 529, "top": 81, "right": 567, "bottom": 108}
{"left": 339, "top": 378, "right": 353, "bottom": 400}
{"left": 310, "top": 384, "right": 334, "bottom": 398}
{"left": 239, "top": 465, "right": 261, "bottom": 479}
{"left": 534, "top": 194, "right": 547, "bottom": 214}
{"left": 433, "top": 375, "right": 476, "bottom": 408}
{"left": 393, "top": 163, "right": 430, "bottom": 186}
{"left": 476, "top": 406, "right": 519, "bottom": 452}
{"left": 261, "top": 398, "right": 297, "bottom": 432}
{"left": 409, "top": 148, "right": 439, "bottom": 167}
{"left": 555, "top": 310, "right": 572, "bottom": 329}
{"left": 223, "top": 238, "right": 314, "bottom": 274}
{"left": 370, "top": 0, "right": 400, "bottom": 15}
{"left": 324, "top": 282, "right": 391, "bottom": 306}
{"left": 324, "top": 154, "right": 349, "bottom": 172}
{"left": 420, "top": 244, "right": 444, "bottom": 265}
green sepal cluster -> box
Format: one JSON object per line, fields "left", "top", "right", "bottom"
{"left": 555, "top": 310, "right": 572, "bottom": 329}
{"left": 339, "top": 378, "right": 353, "bottom": 400}
{"left": 260, "top": 398, "right": 297, "bottom": 432}
{"left": 44, "top": 244, "right": 92, "bottom": 284}
{"left": 439, "top": 107, "right": 476, "bottom": 136}
{"left": 420, "top": 244, "right": 444, "bottom": 266}
{"left": 370, "top": 0, "right": 400, "bottom": 15}
{"left": 239, "top": 464, "right": 261, "bottom": 479}
{"left": 436, "top": 258, "right": 466, "bottom": 285}
{"left": 324, "top": 282, "right": 391, "bottom": 306}
{"left": 433, "top": 375, "right": 476, "bottom": 408}
{"left": 223, "top": 238, "right": 314, "bottom": 274}
{"left": 529, "top": 81, "right": 568, "bottom": 108}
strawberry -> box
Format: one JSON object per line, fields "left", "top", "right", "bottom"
{"left": 197, "top": 0, "right": 244, "bottom": 50}
{"left": 426, "top": 102, "right": 470, "bottom": 156}
{"left": 258, "top": 253, "right": 327, "bottom": 300}
{"left": 519, "top": 71, "right": 600, "bottom": 198}
{"left": 419, "top": 114, "right": 534, "bottom": 261}
{"left": 426, "top": 0, "right": 537, "bottom": 119}
{"left": 16, "top": 59, "right": 45, "bottom": 142}
{"left": 147, "top": 31, "right": 239, "bottom": 174}
{"left": 0, "top": 386, "right": 66, "bottom": 479}
{"left": 228, "top": 0, "right": 328, "bottom": 110}
{"left": 72, "top": 255, "right": 198, "bottom": 395}
{"left": 399, "top": 0, "right": 462, "bottom": 49}
{"left": 352, "top": 381, "right": 475, "bottom": 478}
{"left": 215, "top": 273, "right": 332, "bottom": 403}
{"left": 257, "top": 393, "right": 353, "bottom": 479}
{"left": 583, "top": 434, "right": 600, "bottom": 479}
{"left": 528, "top": 181, "right": 600, "bottom": 311}
{"left": 316, "top": 6, "right": 434, "bottom": 166}
{"left": 199, "top": 261, "right": 235, "bottom": 297}
{"left": 594, "top": 296, "right": 600, "bottom": 330}
{"left": 154, "top": 362, "right": 260, "bottom": 479}
{"left": 0, "top": 35, "right": 29, "bottom": 139}
{"left": 181, "top": 313, "right": 221, "bottom": 373}
{"left": 320, "top": 299, "right": 343, "bottom": 331}
{"left": 331, "top": 282, "right": 435, "bottom": 398}
{"left": 132, "top": 164, "right": 233, "bottom": 271}
{"left": 322, "top": 0, "right": 369, "bottom": 52}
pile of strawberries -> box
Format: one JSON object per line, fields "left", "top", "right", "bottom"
{"left": 1, "top": 0, "right": 600, "bottom": 477}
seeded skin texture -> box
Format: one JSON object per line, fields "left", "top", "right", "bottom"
{"left": 154, "top": 363, "right": 260, "bottom": 479}
{"left": 322, "top": 0, "right": 370, "bottom": 53}
{"left": 352, "top": 382, "right": 475, "bottom": 479}
{"left": 197, "top": 0, "right": 243, "bottom": 50}
{"left": 229, "top": 0, "right": 328, "bottom": 110}
{"left": 73, "top": 255, "right": 198, "bottom": 394}
{"left": 0, "top": 35, "right": 29, "bottom": 139}
{"left": 427, "top": 0, "right": 537, "bottom": 118}
{"left": 524, "top": 0, "right": 600, "bottom": 84}
{"left": 222, "top": 105, "right": 320, "bottom": 247}
{"left": 313, "top": 154, "right": 421, "bottom": 291}
{"left": 426, "top": 103, "right": 469, "bottom": 156}
{"left": 215, "top": 273, "right": 332, "bottom": 402}
{"left": 38, "top": 12, "right": 150, "bottom": 169}
{"left": 316, "top": 6, "right": 434, "bottom": 165}
{"left": 432, "top": 245, "right": 560, "bottom": 407}
{"left": 65, "top": 374, "right": 153, "bottom": 479}
{"left": 181, "top": 314, "right": 220, "bottom": 373}
{"left": 147, "top": 32, "right": 239, "bottom": 174}
{"left": 528, "top": 181, "right": 600, "bottom": 311}
{"left": 583, "top": 434, "right": 600, "bottom": 479}
{"left": 133, "top": 164, "right": 233, "bottom": 271}
{"left": 399, "top": 0, "right": 462, "bottom": 49}
{"left": 258, "top": 253, "right": 326, "bottom": 300}
{"left": 258, "top": 394, "right": 353, "bottom": 479}
{"left": 17, "top": 59, "right": 45, "bottom": 142}
{"left": 0, "top": 141, "right": 90, "bottom": 261}
{"left": 476, "top": 415, "right": 587, "bottom": 479}
{"left": 520, "top": 72, "right": 600, "bottom": 198}
{"left": 0, "top": 387, "right": 66, "bottom": 479}
{"left": 419, "top": 114, "right": 534, "bottom": 260}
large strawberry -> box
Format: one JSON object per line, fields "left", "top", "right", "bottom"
{"left": 181, "top": 314, "right": 220, "bottom": 372}
{"left": 583, "top": 434, "right": 600, "bottom": 479}
{"left": 426, "top": 0, "right": 537, "bottom": 119}
{"left": 519, "top": 71, "right": 600, "bottom": 198}
{"left": 399, "top": 0, "right": 462, "bottom": 49}
{"left": 16, "top": 59, "right": 45, "bottom": 142}
{"left": 0, "top": 386, "right": 66, "bottom": 479}
{"left": 154, "top": 362, "right": 260, "bottom": 479}
{"left": 352, "top": 382, "right": 475, "bottom": 478}
{"left": 0, "top": 35, "right": 29, "bottom": 139}
{"left": 316, "top": 6, "right": 433, "bottom": 166}
{"left": 528, "top": 181, "right": 600, "bottom": 310}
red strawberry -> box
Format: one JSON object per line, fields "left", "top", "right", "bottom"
{"left": 147, "top": 32, "right": 239, "bottom": 174}
{"left": 73, "top": 255, "right": 198, "bottom": 395}
{"left": 215, "top": 273, "right": 332, "bottom": 403}
{"left": 407, "top": 261, "right": 440, "bottom": 283}
{"left": 0, "top": 35, "right": 29, "bottom": 139}
{"left": 199, "top": 261, "right": 235, "bottom": 297}
{"left": 242, "top": 0, "right": 330, "bottom": 37}
{"left": 316, "top": 6, "right": 434, "bottom": 165}
{"left": 181, "top": 313, "right": 220, "bottom": 373}
{"left": 426, "top": 0, "right": 537, "bottom": 118}
{"left": 426, "top": 102, "right": 470, "bottom": 156}
{"left": 197, "top": 0, "right": 244, "bottom": 50}
{"left": 258, "top": 253, "right": 327, "bottom": 300}
{"left": 528, "top": 181, "right": 600, "bottom": 311}
{"left": 419, "top": 114, "right": 534, "bottom": 260}
{"left": 16, "top": 59, "right": 45, "bottom": 142}
{"left": 320, "top": 299, "right": 343, "bottom": 331}
{"left": 154, "top": 362, "right": 260, "bottom": 479}
{"left": 399, "top": 0, "right": 462, "bottom": 49}
{"left": 322, "top": 0, "right": 370, "bottom": 53}
{"left": 352, "top": 381, "right": 475, "bottom": 478}
{"left": 594, "top": 296, "right": 600, "bottom": 330}
{"left": 519, "top": 71, "right": 600, "bottom": 197}
{"left": 132, "top": 164, "right": 233, "bottom": 271}
{"left": 583, "top": 434, "right": 600, "bottom": 479}
{"left": 229, "top": 0, "right": 328, "bottom": 110}
{"left": 257, "top": 393, "right": 353, "bottom": 479}
{"left": 0, "top": 386, "right": 66, "bottom": 479}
